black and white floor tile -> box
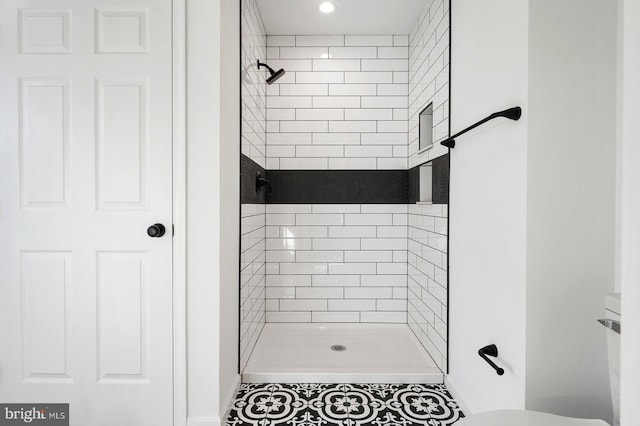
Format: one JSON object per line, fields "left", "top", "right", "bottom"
{"left": 227, "top": 383, "right": 465, "bottom": 426}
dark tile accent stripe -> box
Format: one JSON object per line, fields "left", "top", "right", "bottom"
{"left": 244, "top": 154, "right": 448, "bottom": 205}
{"left": 408, "top": 166, "right": 420, "bottom": 204}
{"left": 241, "top": 154, "right": 266, "bottom": 205}
{"left": 266, "top": 170, "right": 409, "bottom": 204}
{"left": 432, "top": 153, "right": 450, "bottom": 204}
{"left": 407, "top": 153, "right": 450, "bottom": 205}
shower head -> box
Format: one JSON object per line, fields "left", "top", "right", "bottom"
{"left": 257, "top": 60, "right": 286, "bottom": 85}
{"left": 266, "top": 68, "right": 286, "bottom": 84}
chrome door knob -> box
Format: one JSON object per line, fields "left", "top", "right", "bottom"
{"left": 147, "top": 223, "right": 166, "bottom": 238}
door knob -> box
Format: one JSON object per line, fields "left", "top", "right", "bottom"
{"left": 147, "top": 223, "right": 166, "bottom": 238}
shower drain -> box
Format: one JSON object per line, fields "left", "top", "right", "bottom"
{"left": 330, "top": 344, "right": 347, "bottom": 352}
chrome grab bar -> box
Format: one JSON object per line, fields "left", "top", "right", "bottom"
{"left": 597, "top": 319, "right": 621, "bottom": 334}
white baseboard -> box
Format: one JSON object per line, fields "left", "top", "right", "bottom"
{"left": 445, "top": 375, "right": 473, "bottom": 416}
{"left": 186, "top": 417, "right": 219, "bottom": 426}
{"left": 185, "top": 375, "right": 240, "bottom": 426}
{"left": 220, "top": 374, "right": 241, "bottom": 425}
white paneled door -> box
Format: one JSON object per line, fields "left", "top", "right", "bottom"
{"left": 0, "top": 1, "right": 174, "bottom": 425}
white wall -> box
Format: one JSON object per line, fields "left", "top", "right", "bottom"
{"left": 186, "top": 0, "right": 221, "bottom": 422}
{"left": 525, "top": 0, "right": 616, "bottom": 420}
{"left": 449, "top": 0, "right": 618, "bottom": 420}
{"left": 619, "top": 0, "right": 640, "bottom": 422}
{"left": 219, "top": 0, "right": 241, "bottom": 417}
{"left": 448, "top": 0, "right": 529, "bottom": 412}
{"left": 186, "top": 0, "right": 239, "bottom": 424}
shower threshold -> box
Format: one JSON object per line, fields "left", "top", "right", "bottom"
{"left": 242, "top": 323, "right": 443, "bottom": 384}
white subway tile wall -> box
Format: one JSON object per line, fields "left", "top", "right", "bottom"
{"left": 408, "top": 203, "right": 448, "bottom": 371}
{"left": 242, "top": 0, "right": 267, "bottom": 168}
{"left": 240, "top": 0, "right": 266, "bottom": 371}
{"left": 240, "top": 204, "right": 266, "bottom": 370}
{"left": 265, "top": 205, "right": 408, "bottom": 323}
{"left": 408, "top": 0, "right": 450, "bottom": 168}
{"left": 404, "top": 2, "right": 450, "bottom": 369}
{"left": 266, "top": 35, "right": 409, "bottom": 170}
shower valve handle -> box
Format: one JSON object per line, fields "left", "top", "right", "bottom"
{"left": 256, "top": 172, "right": 272, "bottom": 193}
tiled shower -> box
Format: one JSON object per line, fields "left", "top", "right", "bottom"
{"left": 240, "top": 0, "right": 450, "bottom": 377}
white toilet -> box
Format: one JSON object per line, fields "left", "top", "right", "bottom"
{"left": 457, "top": 293, "right": 621, "bottom": 426}
{"left": 455, "top": 410, "right": 608, "bottom": 426}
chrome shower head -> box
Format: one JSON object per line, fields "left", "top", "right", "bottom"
{"left": 257, "top": 60, "right": 286, "bottom": 85}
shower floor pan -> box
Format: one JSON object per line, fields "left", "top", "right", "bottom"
{"left": 242, "top": 323, "right": 443, "bottom": 384}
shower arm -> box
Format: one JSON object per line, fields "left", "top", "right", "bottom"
{"left": 440, "top": 106, "right": 522, "bottom": 149}
{"left": 257, "top": 60, "right": 275, "bottom": 74}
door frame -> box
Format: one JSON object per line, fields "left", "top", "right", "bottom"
{"left": 172, "top": 0, "right": 187, "bottom": 425}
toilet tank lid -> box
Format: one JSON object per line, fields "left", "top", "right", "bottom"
{"left": 606, "top": 292, "right": 621, "bottom": 315}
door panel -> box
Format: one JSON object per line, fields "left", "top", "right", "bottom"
{"left": 0, "top": 1, "right": 173, "bottom": 425}
{"left": 96, "top": 251, "right": 148, "bottom": 382}
{"left": 21, "top": 251, "right": 74, "bottom": 383}
{"left": 96, "top": 79, "right": 148, "bottom": 209}
{"left": 19, "top": 79, "right": 71, "bottom": 208}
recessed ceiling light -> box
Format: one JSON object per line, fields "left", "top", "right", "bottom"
{"left": 319, "top": 2, "right": 336, "bottom": 14}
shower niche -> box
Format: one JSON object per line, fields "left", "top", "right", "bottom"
{"left": 239, "top": 0, "right": 451, "bottom": 382}
{"left": 419, "top": 103, "right": 434, "bottom": 152}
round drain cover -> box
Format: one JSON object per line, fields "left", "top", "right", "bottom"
{"left": 331, "top": 344, "right": 347, "bottom": 352}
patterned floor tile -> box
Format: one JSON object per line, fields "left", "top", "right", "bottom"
{"left": 227, "top": 383, "right": 464, "bottom": 426}
{"left": 337, "top": 386, "right": 386, "bottom": 423}
{"left": 397, "top": 385, "right": 464, "bottom": 425}
{"left": 420, "top": 399, "right": 465, "bottom": 425}
{"left": 350, "top": 408, "right": 423, "bottom": 426}
{"left": 279, "top": 383, "right": 345, "bottom": 403}
{"left": 267, "top": 387, "right": 309, "bottom": 409}
{"left": 387, "top": 385, "right": 464, "bottom": 425}
{"left": 317, "top": 385, "right": 350, "bottom": 406}
{"left": 344, "top": 384, "right": 404, "bottom": 402}
{"left": 261, "top": 400, "right": 352, "bottom": 426}
{"left": 226, "top": 407, "right": 266, "bottom": 426}
{"left": 233, "top": 385, "right": 275, "bottom": 407}
{"left": 236, "top": 383, "right": 274, "bottom": 399}
{"left": 265, "top": 406, "right": 348, "bottom": 426}
{"left": 227, "top": 385, "right": 274, "bottom": 425}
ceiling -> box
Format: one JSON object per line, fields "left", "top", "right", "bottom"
{"left": 255, "top": 0, "right": 429, "bottom": 35}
